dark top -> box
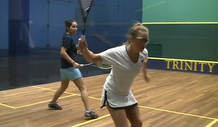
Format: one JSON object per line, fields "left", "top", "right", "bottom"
{"left": 60, "top": 34, "right": 77, "bottom": 69}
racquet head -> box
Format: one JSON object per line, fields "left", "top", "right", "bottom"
{"left": 95, "top": 63, "right": 112, "bottom": 69}
{"left": 78, "top": 0, "right": 94, "bottom": 40}
{"left": 80, "top": 62, "right": 112, "bottom": 70}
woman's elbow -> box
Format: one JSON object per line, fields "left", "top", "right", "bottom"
{"left": 92, "top": 55, "right": 102, "bottom": 63}
{"left": 60, "top": 51, "right": 65, "bottom": 56}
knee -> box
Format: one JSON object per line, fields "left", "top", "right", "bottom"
{"left": 132, "top": 119, "right": 143, "bottom": 127}
{"left": 78, "top": 85, "right": 86, "bottom": 91}
{"left": 137, "top": 120, "right": 143, "bottom": 127}
{"left": 79, "top": 87, "right": 87, "bottom": 92}
{"left": 138, "top": 120, "right": 143, "bottom": 127}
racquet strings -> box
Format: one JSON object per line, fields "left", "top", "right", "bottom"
{"left": 79, "top": 0, "right": 93, "bottom": 18}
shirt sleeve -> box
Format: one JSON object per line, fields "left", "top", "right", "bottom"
{"left": 61, "top": 37, "right": 72, "bottom": 49}
{"left": 99, "top": 46, "right": 119, "bottom": 65}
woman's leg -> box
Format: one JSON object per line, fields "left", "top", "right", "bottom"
{"left": 73, "top": 77, "right": 89, "bottom": 110}
{"left": 73, "top": 77, "right": 98, "bottom": 119}
{"left": 48, "top": 79, "right": 70, "bottom": 110}
{"left": 125, "top": 104, "right": 142, "bottom": 127}
{"left": 51, "top": 79, "right": 70, "bottom": 102}
{"left": 106, "top": 105, "right": 129, "bottom": 127}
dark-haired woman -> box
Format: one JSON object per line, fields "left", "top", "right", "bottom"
{"left": 48, "top": 20, "right": 98, "bottom": 119}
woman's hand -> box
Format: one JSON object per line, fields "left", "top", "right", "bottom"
{"left": 77, "top": 50, "right": 83, "bottom": 55}
{"left": 144, "top": 74, "right": 151, "bottom": 83}
{"left": 73, "top": 62, "right": 82, "bottom": 68}
{"left": 78, "top": 38, "right": 88, "bottom": 53}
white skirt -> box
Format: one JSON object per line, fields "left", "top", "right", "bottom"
{"left": 100, "top": 89, "right": 138, "bottom": 109}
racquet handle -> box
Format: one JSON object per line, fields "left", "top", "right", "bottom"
{"left": 81, "top": 35, "right": 85, "bottom": 41}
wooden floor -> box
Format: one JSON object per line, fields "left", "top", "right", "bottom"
{"left": 0, "top": 69, "right": 218, "bottom": 127}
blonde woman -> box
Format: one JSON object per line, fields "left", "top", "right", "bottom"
{"left": 78, "top": 22, "right": 150, "bottom": 127}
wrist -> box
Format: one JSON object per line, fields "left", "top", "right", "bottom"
{"left": 144, "top": 74, "right": 148, "bottom": 78}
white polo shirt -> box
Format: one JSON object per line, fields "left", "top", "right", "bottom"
{"left": 99, "top": 45, "right": 148, "bottom": 95}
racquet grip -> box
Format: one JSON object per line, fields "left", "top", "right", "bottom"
{"left": 81, "top": 35, "right": 85, "bottom": 41}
